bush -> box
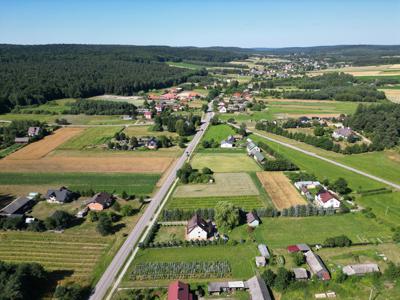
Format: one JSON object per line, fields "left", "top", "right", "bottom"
{"left": 96, "top": 214, "right": 113, "bottom": 236}
{"left": 45, "top": 211, "right": 75, "bottom": 230}
{"left": 324, "top": 235, "right": 352, "bottom": 247}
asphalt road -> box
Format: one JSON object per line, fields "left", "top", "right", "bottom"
{"left": 89, "top": 109, "right": 213, "bottom": 300}
{"left": 231, "top": 123, "right": 400, "bottom": 191}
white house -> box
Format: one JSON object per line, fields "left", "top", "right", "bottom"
{"left": 220, "top": 135, "right": 235, "bottom": 148}
{"left": 218, "top": 106, "right": 227, "bottom": 113}
{"left": 246, "top": 212, "right": 260, "bottom": 227}
{"left": 315, "top": 190, "right": 341, "bottom": 209}
{"left": 186, "top": 214, "right": 213, "bottom": 240}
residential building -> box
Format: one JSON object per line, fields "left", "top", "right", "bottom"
{"left": 88, "top": 192, "right": 113, "bottom": 211}
{"left": 246, "top": 139, "right": 260, "bottom": 155}
{"left": 14, "top": 137, "right": 29, "bottom": 144}
{"left": 144, "top": 111, "right": 152, "bottom": 120}
{"left": 247, "top": 212, "right": 260, "bottom": 227}
{"left": 305, "top": 250, "right": 331, "bottom": 280}
{"left": 315, "top": 190, "right": 341, "bottom": 209}
{"left": 220, "top": 135, "right": 235, "bottom": 148}
{"left": 342, "top": 264, "right": 379, "bottom": 276}
{"left": 186, "top": 214, "right": 213, "bottom": 240}
{"left": 168, "top": 281, "right": 193, "bottom": 300}
{"left": 28, "top": 127, "right": 41, "bottom": 137}
{"left": 218, "top": 106, "right": 227, "bottom": 113}
{"left": 332, "top": 127, "right": 355, "bottom": 140}
{"left": 45, "top": 187, "right": 74, "bottom": 204}
{"left": 253, "top": 151, "right": 265, "bottom": 164}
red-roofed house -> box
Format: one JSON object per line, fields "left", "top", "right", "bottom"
{"left": 315, "top": 190, "right": 341, "bottom": 209}
{"left": 168, "top": 281, "right": 193, "bottom": 300}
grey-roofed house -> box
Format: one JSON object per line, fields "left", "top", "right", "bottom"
{"left": 297, "top": 243, "right": 311, "bottom": 252}
{"left": 258, "top": 244, "right": 270, "bottom": 259}
{"left": 293, "top": 268, "right": 309, "bottom": 280}
{"left": 186, "top": 214, "right": 213, "bottom": 240}
{"left": 342, "top": 263, "right": 379, "bottom": 276}
{"left": 0, "top": 197, "right": 35, "bottom": 217}
{"left": 45, "top": 187, "right": 74, "bottom": 204}
{"left": 305, "top": 251, "right": 331, "bottom": 280}
{"left": 246, "top": 275, "right": 272, "bottom": 300}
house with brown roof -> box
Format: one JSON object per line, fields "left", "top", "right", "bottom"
{"left": 168, "top": 281, "right": 193, "bottom": 300}
{"left": 87, "top": 192, "right": 113, "bottom": 211}
{"left": 315, "top": 190, "right": 341, "bottom": 209}
{"left": 186, "top": 214, "right": 213, "bottom": 240}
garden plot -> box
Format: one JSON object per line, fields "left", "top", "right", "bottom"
{"left": 174, "top": 173, "right": 259, "bottom": 198}
{"left": 256, "top": 171, "right": 307, "bottom": 210}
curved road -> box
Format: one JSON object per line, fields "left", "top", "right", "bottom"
{"left": 234, "top": 124, "right": 400, "bottom": 191}
{"left": 89, "top": 108, "right": 213, "bottom": 300}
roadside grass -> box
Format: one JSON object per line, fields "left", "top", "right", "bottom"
{"left": 191, "top": 153, "right": 260, "bottom": 172}
{"left": 202, "top": 124, "right": 236, "bottom": 142}
{"left": 58, "top": 126, "right": 123, "bottom": 150}
{"left": 0, "top": 172, "right": 160, "bottom": 195}
{"left": 229, "top": 214, "right": 392, "bottom": 248}
{"left": 173, "top": 173, "right": 259, "bottom": 198}
{"left": 249, "top": 134, "right": 385, "bottom": 191}
{"left": 166, "top": 195, "right": 264, "bottom": 210}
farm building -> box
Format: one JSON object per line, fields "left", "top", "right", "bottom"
{"left": 246, "top": 139, "right": 260, "bottom": 155}
{"left": 287, "top": 243, "right": 311, "bottom": 253}
{"left": 168, "top": 281, "right": 193, "bottom": 300}
{"left": 186, "top": 214, "right": 213, "bottom": 240}
{"left": 258, "top": 244, "right": 270, "bottom": 259}
{"left": 332, "top": 127, "right": 355, "bottom": 140}
{"left": 293, "top": 268, "right": 309, "bottom": 280}
{"left": 246, "top": 275, "right": 272, "bottom": 300}
{"left": 14, "top": 137, "right": 29, "bottom": 144}
{"left": 342, "top": 263, "right": 379, "bottom": 276}
{"left": 0, "top": 197, "right": 35, "bottom": 217}
{"left": 253, "top": 151, "right": 265, "bottom": 163}
{"left": 315, "top": 190, "right": 341, "bottom": 209}
{"left": 88, "top": 192, "right": 113, "bottom": 211}
{"left": 247, "top": 211, "right": 260, "bottom": 227}
{"left": 76, "top": 207, "right": 89, "bottom": 218}
{"left": 45, "top": 187, "right": 74, "bottom": 204}
{"left": 305, "top": 251, "right": 331, "bottom": 280}
{"left": 208, "top": 281, "right": 247, "bottom": 295}
{"left": 255, "top": 256, "right": 266, "bottom": 267}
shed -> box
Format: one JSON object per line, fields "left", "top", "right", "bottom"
{"left": 14, "top": 137, "right": 29, "bottom": 144}
{"left": 293, "top": 268, "right": 309, "bottom": 280}
{"left": 258, "top": 244, "right": 270, "bottom": 259}
{"left": 255, "top": 256, "right": 266, "bottom": 267}
{"left": 246, "top": 275, "right": 272, "bottom": 300}
{"left": 342, "top": 263, "right": 379, "bottom": 276}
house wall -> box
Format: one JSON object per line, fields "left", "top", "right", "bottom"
{"left": 187, "top": 226, "right": 208, "bottom": 240}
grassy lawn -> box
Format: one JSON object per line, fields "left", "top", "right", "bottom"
{"left": 153, "top": 225, "right": 186, "bottom": 243}
{"left": 58, "top": 126, "right": 123, "bottom": 150}
{"left": 250, "top": 134, "right": 385, "bottom": 191}
{"left": 202, "top": 124, "right": 236, "bottom": 142}
{"left": 0, "top": 172, "right": 160, "bottom": 195}
{"left": 166, "top": 195, "right": 264, "bottom": 210}
{"left": 173, "top": 173, "right": 259, "bottom": 198}
{"left": 229, "top": 214, "right": 392, "bottom": 248}
{"left": 191, "top": 153, "right": 260, "bottom": 172}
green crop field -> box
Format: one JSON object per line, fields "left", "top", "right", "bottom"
{"left": 191, "top": 153, "right": 260, "bottom": 172}
{"left": 229, "top": 214, "right": 392, "bottom": 248}
{"left": 0, "top": 231, "right": 111, "bottom": 285}
{"left": 166, "top": 195, "right": 264, "bottom": 210}
{"left": 0, "top": 172, "right": 160, "bottom": 195}
{"left": 173, "top": 173, "right": 259, "bottom": 198}
{"left": 58, "top": 126, "right": 123, "bottom": 150}
{"left": 202, "top": 124, "right": 236, "bottom": 142}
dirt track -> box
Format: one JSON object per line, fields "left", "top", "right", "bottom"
{"left": 6, "top": 127, "right": 84, "bottom": 160}
{"left": 257, "top": 171, "right": 306, "bottom": 210}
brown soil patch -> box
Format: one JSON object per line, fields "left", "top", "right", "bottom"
{"left": 6, "top": 128, "right": 84, "bottom": 160}
{"left": 0, "top": 156, "right": 173, "bottom": 173}
{"left": 256, "top": 171, "right": 307, "bottom": 210}
{"left": 381, "top": 89, "right": 400, "bottom": 104}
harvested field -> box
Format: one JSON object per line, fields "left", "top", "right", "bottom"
{"left": 256, "top": 171, "right": 306, "bottom": 210}
{"left": 173, "top": 173, "right": 259, "bottom": 198}
{"left": 0, "top": 156, "right": 173, "bottom": 173}
{"left": 5, "top": 127, "right": 84, "bottom": 160}
{"left": 381, "top": 89, "right": 400, "bottom": 103}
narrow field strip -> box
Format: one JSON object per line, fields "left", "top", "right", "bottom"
{"left": 167, "top": 195, "right": 264, "bottom": 210}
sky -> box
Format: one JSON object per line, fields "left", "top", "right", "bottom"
{"left": 0, "top": 0, "right": 399, "bottom": 48}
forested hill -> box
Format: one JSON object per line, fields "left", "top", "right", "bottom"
{"left": 0, "top": 44, "right": 248, "bottom": 113}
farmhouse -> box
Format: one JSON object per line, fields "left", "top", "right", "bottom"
{"left": 247, "top": 211, "right": 260, "bottom": 227}
{"left": 186, "top": 214, "right": 213, "bottom": 240}
{"left": 168, "top": 281, "right": 193, "bottom": 300}
{"left": 342, "top": 263, "right": 379, "bottom": 276}
{"left": 0, "top": 197, "right": 35, "bottom": 217}
{"left": 88, "top": 192, "right": 113, "bottom": 211}
{"left": 220, "top": 135, "right": 235, "bottom": 148}
{"left": 246, "top": 275, "right": 272, "bottom": 300}
{"left": 287, "top": 243, "right": 311, "bottom": 253}
{"left": 121, "top": 115, "right": 133, "bottom": 121}
{"left": 315, "top": 190, "right": 341, "bottom": 209}
{"left": 208, "top": 281, "right": 247, "bottom": 295}
{"left": 45, "top": 187, "right": 74, "bottom": 204}
{"left": 332, "top": 127, "right": 355, "bottom": 140}
{"left": 305, "top": 250, "right": 330, "bottom": 280}
{"left": 293, "top": 268, "right": 309, "bottom": 280}
{"left": 28, "top": 126, "right": 41, "bottom": 137}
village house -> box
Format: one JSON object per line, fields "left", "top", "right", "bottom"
{"left": 294, "top": 181, "right": 321, "bottom": 200}
{"left": 246, "top": 139, "right": 260, "bottom": 155}
{"left": 28, "top": 126, "right": 41, "bottom": 137}
{"left": 342, "top": 263, "right": 379, "bottom": 276}
{"left": 146, "top": 138, "right": 158, "bottom": 150}
{"left": 45, "top": 187, "right": 74, "bottom": 204}
{"left": 186, "top": 214, "right": 213, "bottom": 240}
{"left": 315, "top": 190, "right": 341, "bottom": 209}
{"left": 247, "top": 211, "right": 260, "bottom": 227}
{"left": 121, "top": 115, "right": 133, "bottom": 121}
{"left": 293, "top": 267, "right": 309, "bottom": 280}
{"left": 0, "top": 197, "right": 35, "bottom": 217}
{"left": 332, "top": 127, "right": 355, "bottom": 140}
{"left": 168, "top": 281, "right": 193, "bottom": 300}
{"left": 76, "top": 207, "right": 89, "bottom": 218}
{"left": 87, "top": 192, "right": 113, "bottom": 211}
{"left": 220, "top": 135, "right": 235, "bottom": 148}
{"left": 218, "top": 106, "right": 227, "bottom": 113}
{"left": 305, "top": 250, "right": 331, "bottom": 280}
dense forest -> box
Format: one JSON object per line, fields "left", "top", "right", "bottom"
{"left": 346, "top": 103, "right": 400, "bottom": 148}
{"left": 0, "top": 44, "right": 248, "bottom": 113}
